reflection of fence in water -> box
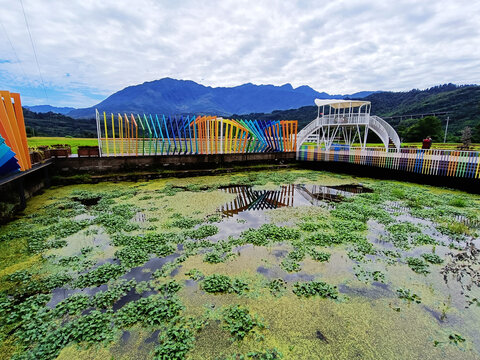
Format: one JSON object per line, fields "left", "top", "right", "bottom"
{"left": 295, "top": 184, "right": 356, "bottom": 205}
{"left": 219, "top": 185, "right": 295, "bottom": 216}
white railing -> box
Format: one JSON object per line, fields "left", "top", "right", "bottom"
{"left": 315, "top": 114, "right": 370, "bottom": 126}
{"left": 370, "top": 116, "right": 401, "bottom": 149}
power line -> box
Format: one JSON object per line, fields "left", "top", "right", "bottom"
{"left": 19, "top": 0, "right": 48, "bottom": 101}
{"left": 0, "top": 20, "right": 27, "bottom": 79}
{"left": 0, "top": 19, "right": 40, "bottom": 97}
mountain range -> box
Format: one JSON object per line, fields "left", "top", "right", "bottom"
{"left": 65, "top": 78, "right": 375, "bottom": 118}
{"left": 23, "top": 80, "right": 479, "bottom": 141}
{"left": 24, "top": 105, "right": 76, "bottom": 115}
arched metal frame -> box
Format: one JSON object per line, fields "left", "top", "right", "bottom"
{"left": 297, "top": 99, "right": 400, "bottom": 151}
{"left": 96, "top": 110, "right": 297, "bottom": 156}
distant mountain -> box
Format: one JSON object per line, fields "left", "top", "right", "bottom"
{"left": 24, "top": 105, "right": 76, "bottom": 115}
{"left": 68, "top": 78, "right": 375, "bottom": 118}
{"left": 237, "top": 84, "right": 480, "bottom": 141}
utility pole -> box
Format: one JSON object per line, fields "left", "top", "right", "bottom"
{"left": 444, "top": 116, "right": 450, "bottom": 143}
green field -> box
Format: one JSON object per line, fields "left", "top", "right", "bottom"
{"left": 27, "top": 137, "right": 97, "bottom": 154}
{"left": 27, "top": 137, "right": 480, "bottom": 155}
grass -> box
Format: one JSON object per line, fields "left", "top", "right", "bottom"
{"left": 29, "top": 137, "right": 480, "bottom": 155}
{"left": 27, "top": 137, "right": 97, "bottom": 154}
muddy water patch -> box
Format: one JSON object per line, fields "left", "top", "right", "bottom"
{"left": 47, "top": 284, "right": 108, "bottom": 308}
{"left": 338, "top": 282, "right": 394, "bottom": 300}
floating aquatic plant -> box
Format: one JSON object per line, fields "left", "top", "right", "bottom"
{"left": 406, "top": 257, "right": 430, "bottom": 274}
{"left": 397, "top": 288, "right": 421, "bottom": 303}
{"left": 222, "top": 305, "right": 265, "bottom": 341}
{"left": 267, "top": 279, "right": 287, "bottom": 297}
{"left": 292, "top": 281, "right": 338, "bottom": 299}
{"left": 421, "top": 253, "right": 444, "bottom": 264}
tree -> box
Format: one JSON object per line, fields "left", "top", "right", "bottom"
{"left": 461, "top": 127, "right": 472, "bottom": 148}
{"left": 472, "top": 123, "right": 480, "bottom": 143}
{"left": 403, "top": 116, "right": 443, "bottom": 142}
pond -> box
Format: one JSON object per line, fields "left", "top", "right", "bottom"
{"left": 0, "top": 169, "right": 479, "bottom": 359}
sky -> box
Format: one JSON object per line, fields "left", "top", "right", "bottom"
{"left": 0, "top": 0, "right": 479, "bottom": 108}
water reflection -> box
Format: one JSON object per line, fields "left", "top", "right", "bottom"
{"left": 219, "top": 184, "right": 371, "bottom": 216}
{"left": 219, "top": 185, "right": 295, "bottom": 216}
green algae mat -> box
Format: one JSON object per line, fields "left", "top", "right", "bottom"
{"left": 1, "top": 169, "right": 479, "bottom": 359}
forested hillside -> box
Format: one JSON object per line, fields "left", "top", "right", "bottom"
{"left": 23, "top": 108, "right": 96, "bottom": 137}
{"left": 237, "top": 84, "right": 480, "bottom": 141}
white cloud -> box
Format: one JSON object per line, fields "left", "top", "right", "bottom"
{"left": 0, "top": 0, "right": 479, "bottom": 106}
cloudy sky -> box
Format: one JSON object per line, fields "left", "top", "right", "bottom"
{"left": 0, "top": 0, "right": 479, "bottom": 107}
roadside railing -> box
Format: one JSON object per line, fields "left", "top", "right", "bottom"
{"left": 297, "top": 146, "right": 480, "bottom": 179}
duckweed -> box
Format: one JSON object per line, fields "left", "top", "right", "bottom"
{"left": 1, "top": 170, "right": 479, "bottom": 360}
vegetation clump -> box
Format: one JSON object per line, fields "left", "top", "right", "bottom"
{"left": 169, "top": 213, "right": 202, "bottom": 229}
{"left": 202, "top": 274, "right": 232, "bottom": 293}
{"left": 92, "top": 280, "right": 136, "bottom": 308}
{"left": 397, "top": 288, "right": 422, "bottom": 303}
{"left": 185, "top": 269, "right": 204, "bottom": 281}
{"left": 354, "top": 267, "right": 385, "bottom": 283}
{"left": 267, "top": 279, "right": 287, "bottom": 297}
{"left": 406, "top": 257, "right": 430, "bottom": 274}
{"left": 223, "top": 349, "right": 283, "bottom": 359}
{"left": 385, "top": 222, "right": 422, "bottom": 249}
{"left": 186, "top": 225, "right": 219, "bottom": 239}
{"left": 75, "top": 263, "right": 126, "bottom": 288}
{"left": 240, "top": 224, "right": 300, "bottom": 246}
{"left": 116, "top": 295, "right": 184, "bottom": 327}
{"left": 292, "top": 281, "right": 338, "bottom": 299}
{"left": 308, "top": 249, "right": 331, "bottom": 262}
{"left": 421, "top": 253, "right": 444, "bottom": 264}
{"left": 154, "top": 322, "right": 195, "bottom": 360}
{"left": 202, "top": 274, "right": 249, "bottom": 295}
{"left": 204, "top": 251, "right": 226, "bottom": 264}
{"left": 280, "top": 258, "right": 301, "bottom": 273}
{"left": 222, "top": 305, "right": 265, "bottom": 341}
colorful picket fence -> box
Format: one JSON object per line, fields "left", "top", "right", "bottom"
{"left": 0, "top": 91, "right": 31, "bottom": 174}
{"left": 297, "top": 146, "right": 480, "bottom": 179}
{"left": 95, "top": 110, "right": 297, "bottom": 156}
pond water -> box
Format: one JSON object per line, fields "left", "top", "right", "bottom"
{"left": 0, "top": 169, "right": 479, "bottom": 360}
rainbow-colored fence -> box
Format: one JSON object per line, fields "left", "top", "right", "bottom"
{"left": 298, "top": 146, "right": 480, "bottom": 179}
{"left": 96, "top": 110, "right": 297, "bottom": 156}
{"left": 0, "top": 91, "right": 31, "bottom": 174}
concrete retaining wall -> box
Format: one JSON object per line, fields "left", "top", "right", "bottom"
{"left": 53, "top": 152, "right": 297, "bottom": 174}
{"left": 0, "top": 161, "right": 52, "bottom": 223}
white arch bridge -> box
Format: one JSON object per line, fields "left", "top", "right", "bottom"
{"left": 297, "top": 99, "right": 400, "bottom": 151}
